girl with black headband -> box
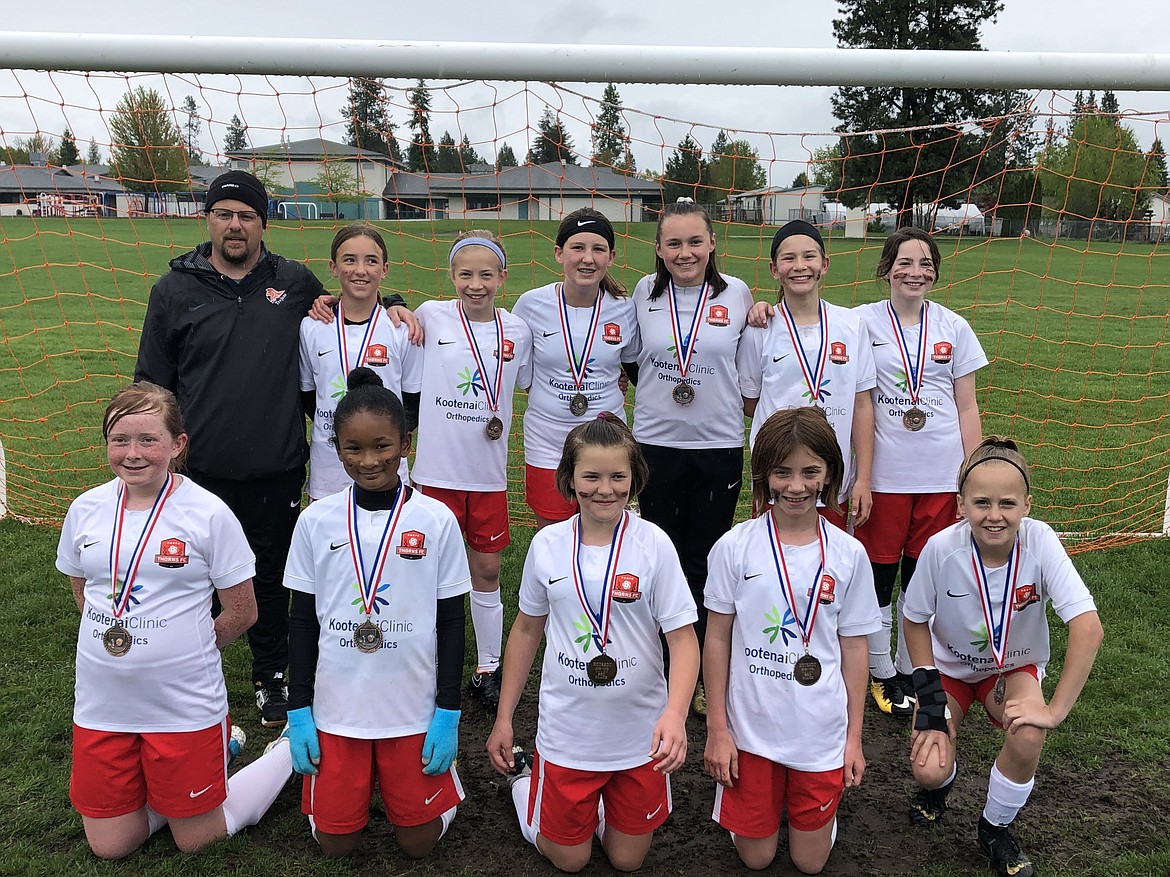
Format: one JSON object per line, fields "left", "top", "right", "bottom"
{"left": 512, "top": 208, "right": 640, "bottom": 529}
{"left": 901, "top": 436, "right": 1102, "bottom": 877}
{"left": 628, "top": 199, "right": 754, "bottom": 716}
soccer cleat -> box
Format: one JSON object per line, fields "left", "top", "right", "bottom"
{"left": 978, "top": 816, "right": 1036, "bottom": 877}
{"left": 896, "top": 672, "right": 919, "bottom": 709}
{"left": 691, "top": 681, "right": 707, "bottom": 716}
{"left": 505, "top": 746, "right": 532, "bottom": 791}
{"left": 263, "top": 724, "right": 291, "bottom": 756}
{"left": 228, "top": 725, "right": 247, "bottom": 767}
{"left": 255, "top": 673, "right": 290, "bottom": 727}
{"left": 870, "top": 674, "right": 915, "bottom": 717}
{"left": 910, "top": 777, "right": 954, "bottom": 827}
{"left": 468, "top": 668, "right": 502, "bottom": 708}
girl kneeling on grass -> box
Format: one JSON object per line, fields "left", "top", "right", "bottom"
{"left": 56, "top": 382, "right": 293, "bottom": 858}
{"left": 703, "top": 406, "right": 880, "bottom": 875}
{"left": 283, "top": 367, "right": 472, "bottom": 858}
{"left": 903, "top": 437, "right": 1103, "bottom": 877}
{"left": 487, "top": 412, "right": 700, "bottom": 873}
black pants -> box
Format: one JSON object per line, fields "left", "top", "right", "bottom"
{"left": 191, "top": 467, "right": 304, "bottom": 686}
{"left": 637, "top": 444, "right": 744, "bottom": 654}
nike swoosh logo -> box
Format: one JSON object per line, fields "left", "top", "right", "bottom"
{"left": 189, "top": 784, "right": 214, "bottom": 798}
{"left": 772, "top": 354, "right": 790, "bottom": 363}
{"left": 648, "top": 307, "right": 664, "bottom": 312}
{"left": 646, "top": 803, "right": 664, "bottom": 820}
{"left": 946, "top": 590, "right": 969, "bottom": 598}
{"left": 727, "top": 481, "right": 740, "bottom": 491}
{"left": 330, "top": 540, "right": 348, "bottom": 551}
{"left": 438, "top": 339, "right": 456, "bottom": 345}
{"left": 819, "top": 799, "right": 834, "bottom": 812}
{"left": 577, "top": 220, "right": 595, "bottom": 228}
{"left": 542, "top": 331, "right": 558, "bottom": 337}
{"left": 424, "top": 790, "right": 442, "bottom": 805}
{"left": 317, "top": 350, "right": 332, "bottom": 357}
{"left": 872, "top": 341, "right": 889, "bottom": 347}
{"left": 82, "top": 540, "right": 100, "bottom": 548}
{"left": 188, "top": 303, "right": 207, "bottom": 312}
{"left": 549, "top": 576, "right": 567, "bottom": 585}
{"left": 489, "top": 532, "right": 505, "bottom": 542}
{"left": 744, "top": 573, "right": 763, "bottom": 580}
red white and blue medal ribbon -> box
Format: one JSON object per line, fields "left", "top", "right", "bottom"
{"left": 887, "top": 300, "right": 928, "bottom": 405}
{"left": 336, "top": 300, "right": 382, "bottom": 385}
{"left": 767, "top": 514, "right": 827, "bottom": 654}
{"left": 558, "top": 283, "right": 603, "bottom": 393}
{"left": 347, "top": 484, "right": 405, "bottom": 617}
{"left": 666, "top": 280, "right": 710, "bottom": 382}
{"left": 780, "top": 299, "right": 829, "bottom": 402}
{"left": 571, "top": 510, "right": 630, "bottom": 655}
{"left": 458, "top": 302, "right": 505, "bottom": 416}
{"left": 969, "top": 534, "right": 1022, "bottom": 675}
{"left": 107, "top": 472, "right": 173, "bottom": 619}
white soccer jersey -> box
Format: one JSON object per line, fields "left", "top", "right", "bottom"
{"left": 299, "top": 310, "right": 421, "bottom": 500}
{"left": 630, "top": 274, "right": 754, "bottom": 449}
{"left": 704, "top": 515, "right": 881, "bottom": 772}
{"left": 56, "top": 477, "right": 256, "bottom": 733}
{"left": 519, "top": 512, "right": 698, "bottom": 771}
{"left": 410, "top": 300, "right": 533, "bottom": 491}
{"left": 512, "top": 283, "right": 640, "bottom": 469}
{"left": 902, "top": 517, "right": 1096, "bottom": 684}
{"left": 737, "top": 302, "right": 876, "bottom": 502}
{"left": 854, "top": 300, "right": 988, "bottom": 493}
{"left": 284, "top": 486, "right": 472, "bottom": 738}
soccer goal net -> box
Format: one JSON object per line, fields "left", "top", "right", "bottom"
{"left": 1, "top": 36, "right": 1167, "bottom": 548}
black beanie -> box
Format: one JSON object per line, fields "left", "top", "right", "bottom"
{"left": 205, "top": 171, "right": 269, "bottom": 226}
{"left": 769, "top": 219, "right": 825, "bottom": 260}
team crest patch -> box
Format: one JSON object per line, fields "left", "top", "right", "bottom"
{"left": 829, "top": 341, "right": 849, "bottom": 364}
{"left": 396, "top": 530, "right": 427, "bottom": 559}
{"left": 707, "top": 305, "right": 730, "bottom": 327}
{"left": 612, "top": 573, "right": 642, "bottom": 603}
{"left": 817, "top": 574, "right": 836, "bottom": 604}
{"left": 265, "top": 287, "right": 288, "bottom": 305}
{"left": 603, "top": 322, "right": 622, "bottom": 344}
{"left": 1013, "top": 583, "right": 1040, "bottom": 611}
{"left": 364, "top": 344, "right": 389, "bottom": 366}
{"left": 497, "top": 339, "right": 515, "bottom": 362}
{"left": 931, "top": 341, "right": 953, "bottom": 363}
{"left": 155, "top": 537, "right": 189, "bottom": 568}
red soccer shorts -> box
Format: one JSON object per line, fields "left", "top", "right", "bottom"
{"left": 854, "top": 492, "right": 957, "bottom": 564}
{"left": 942, "top": 665, "right": 1040, "bottom": 728}
{"left": 415, "top": 485, "right": 511, "bottom": 553}
{"left": 525, "top": 464, "right": 578, "bottom": 523}
{"left": 712, "top": 750, "right": 843, "bottom": 835}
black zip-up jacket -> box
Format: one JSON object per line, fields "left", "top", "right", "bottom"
{"left": 135, "top": 242, "right": 326, "bottom": 481}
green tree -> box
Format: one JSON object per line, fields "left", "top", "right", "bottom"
{"left": 1039, "top": 110, "right": 1149, "bottom": 226}
{"left": 3, "top": 133, "right": 56, "bottom": 166}
{"left": 591, "top": 83, "right": 634, "bottom": 172}
{"left": 181, "top": 95, "right": 204, "bottom": 164}
{"left": 810, "top": 143, "right": 844, "bottom": 195}
{"left": 459, "top": 135, "right": 484, "bottom": 169}
{"left": 310, "top": 163, "right": 362, "bottom": 218}
{"left": 527, "top": 109, "right": 576, "bottom": 165}
{"left": 343, "top": 77, "right": 400, "bottom": 162}
{"left": 57, "top": 129, "right": 81, "bottom": 166}
{"left": 224, "top": 115, "right": 247, "bottom": 153}
{"left": 829, "top": 0, "right": 1007, "bottom": 226}
{"left": 1100, "top": 90, "right": 1120, "bottom": 116}
{"left": 662, "top": 134, "right": 706, "bottom": 203}
{"left": 406, "top": 79, "right": 436, "bottom": 173}
{"left": 495, "top": 142, "right": 518, "bottom": 170}
{"left": 107, "top": 87, "right": 188, "bottom": 192}
{"left": 791, "top": 171, "right": 809, "bottom": 188}
{"left": 435, "top": 131, "right": 460, "bottom": 172}
{"left": 705, "top": 131, "right": 766, "bottom": 203}
{"left": 1146, "top": 137, "right": 1168, "bottom": 195}
{"left": 86, "top": 139, "right": 102, "bottom": 165}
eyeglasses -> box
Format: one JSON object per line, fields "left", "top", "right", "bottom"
{"left": 207, "top": 208, "right": 261, "bottom": 224}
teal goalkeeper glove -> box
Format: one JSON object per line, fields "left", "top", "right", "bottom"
{"left": 421, "top": 707, "right": 460, "bottom": 776}
{"left": 285, "top": 706, "right": 321, "bottom": 775}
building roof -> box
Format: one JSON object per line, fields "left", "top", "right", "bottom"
{"left": 228, "top": 137, "right": 401, "bottom": 168}
{"left": 731, "top": 184, "right": 826, "bottom": 201}
{"left": 0, "top": 165, "right": 124, "bottom": 195}
{"left": 384, "top": 161, "right": 660, "bottom": 200}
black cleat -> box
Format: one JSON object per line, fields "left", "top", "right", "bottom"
{"left": 978, "top": 816, "right": 1036, "bottom": 877}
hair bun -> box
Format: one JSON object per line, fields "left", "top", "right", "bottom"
{"left": 347, "top": 366, "right": 385, "bottom": 392}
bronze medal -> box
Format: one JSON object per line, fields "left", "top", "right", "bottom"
{"left": 485, "top": 416, "right": 504, "bottom": 441}
{"left": 793, "top": 653, "right": 822, "bottom": 686}
{"left": 102, "top": 623, "right": 132, "bottom": 657}
{"left": 672, "top": 381, "right": 696, "bottom": 405}
{"left": 570, "top": 392, "right": 589, "bottom": 416}
{"left": 903, "top": 406, "right": 926, "bottom": 431}
{"left": 354, "top": 619, "right": 383, "bottom": 653}
{"left": 993, "top": 673, "right": 1006, "bottom": 705}
{"left": 586, "top": 653, "right": 618, "bottom": 685}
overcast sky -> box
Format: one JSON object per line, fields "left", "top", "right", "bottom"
{"left": 2, "top": 1, "right": 1168, "bottom": 185}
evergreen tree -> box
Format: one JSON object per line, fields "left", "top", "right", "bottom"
{"left": 527, "top": 109, "right": 576, "bottom": 165}
{"left": 1100, "top": 90, "right": 1120, "bottom": 116}
{"left": 1039, "top": 109, "right": 1149, "bottom": 222}
{"left": 406, "top": 79, "right": 437, "bottom": 173}
{"left": 496, "top": 143, "right": 518, "bottom": 170}
{"left": 107, "top": 86, "right": 188, "bottom": 193}
{"left": 181, "top": 95, "right": 203, "bottom": 163}
{"left": 1147, "top": 137, "right": 1168, "bottom": 195}
{"left": 662, "top": 134, "right": 706, "bottom": 203}
{"left": 591, "top": 83, "right": 633, "bottom": 172}
{"left": 829, "top": 0, "right": 1007, "bottom": 226}
{"left": 459, "top": 135, "right": 484, "bottom": 169}
{"left": 791, "top": 171, "right": 809, "bottom": 188}
{"left": 343, "top": 77, "right": 399, "bottom": 160}
{"left": 224, "top": 115, "right": 248, "bottom": 154}
{"left": 86, "top": 138, "right": 102, "bottom": 165}
{"left": 57, "top": 129, "right": 81, "bottom": 166}
{"left": 705, "top": 131, "right": 767, "bottom": 203}
{"left": 435, "top": 131, "right": 460, "bottom": 172}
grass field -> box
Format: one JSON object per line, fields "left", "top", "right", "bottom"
{"left": 1, "top": 216, "right": 1170, "bottom": 873}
